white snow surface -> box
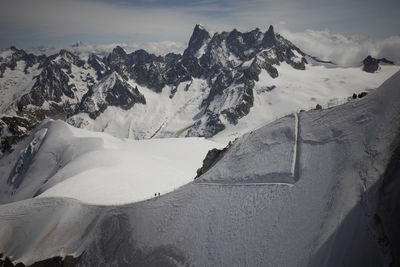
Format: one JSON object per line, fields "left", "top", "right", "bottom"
{"left": 0, "top": 120, "right": 223, "bottom": 205}
{"left": 0, "top": 71, "right": 399, "bottom": 266}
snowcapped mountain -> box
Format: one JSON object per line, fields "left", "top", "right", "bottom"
{"left": 1, "top": 25, "right": 398, "bottom": 154}
{"left": 0, "top": 68, "right": 399, "bottom": 266}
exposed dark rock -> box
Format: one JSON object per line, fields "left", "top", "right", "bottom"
{"left": 164, "top": 60, "right": 192, "bottom": 86}
{"left": 17, "top": 61, "right": 75, "bottom": 113}
{"left": 107, "top": 46, "right": 127, "bottom": 67}
{"left": 257, "top": 85, "right": 276, "bottom": 94}
{"left": 81, "top": 73, "right": 146, "bottom": 119}
{"left": 127, "top": 49, "right": 162, "bottom": 66}
{"left": 358, "top": 92, "right": 368, "bottom": 98}
{"left": 262, "top": 25, "right": 277, "bottom": 48}
{"left": 88, "top": 53, "right": 107, "bottom": 79}
{"left": 315, "top": 104, "right": 322, "bottom": 110}
{"left": 379, "top": 58, "right": 394, "bottom": 65}
{"left": 225, "top": 28, "right": 263, "bottom": 61}
{"left": 58, "top": 49, "right": 85, "bottom": 67}
{"left": 194, "top": 113, "right": 226, "bottom": 138}
{"left": 196, "top": 140, "right": 235, "bottom": 178}
{"left": 308, "top": 55, "right": 335, "bottom": 65}
{"left": 363, "top": 56, "right": 379, "bottom": 73}
{"left": 222, "top": 84, "right": 254, "bottom": 125}
{"left": 180, "top": 55, "right": 202, "bottom": 78}
{"left": 183, "top": 24, "right": 211, "bottom": 58}
{"left": 0, "top": 255, "right": 78, "bottom": 267}
{"left": 0, "top": 47, "right": 42, "bottom": 78}
{"left": 362, "top": 56, "right": 394, "bottom": 73}
{"left": 290, "top": 57, "right": 308, "bottom": 70}
{"left": 0, "top": 115, "right": 44, "bottom": 156}
{"left": 132, "top": 62, "right": 165, "bottom": 92}
{"left": 105, "top": 81, "right": 145, "bottom": 109}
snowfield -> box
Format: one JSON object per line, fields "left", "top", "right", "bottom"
{"left": 0, "top": 71, "right": 399, "bottom": 266}
{"left": 213, "top": 62, "right": 400, "bottom": 140}
{"left": 69, "top": 61, "right": 400, "bottom": 141}
{"left": 0, "top": 121, "right": 223, "bottom": 205}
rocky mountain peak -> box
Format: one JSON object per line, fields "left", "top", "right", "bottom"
{"left": 9, "top": 47, "right": 28, "bottom": 60}
{"left": 55, "top": 49, "right": 85, "bottom": 67}
{"left": 80, "top": 71, "right": 146, "bottom": 119}
{"left": 0, "top": 47, "right": 40, "bottom": 78}
{"left": 112, "top": 46, "right": 127, "bottom": 56}
{"left": 107, "top": 46, "right": 128, "bottom": 66}
{"left": 128, "top": 49, "right": 160, "bottom": 65}
{"left": 88, "top": 53, "right": 108, "bottom": 78}
{"left": 58, "top": 49, "right": 75, "bottom": 59}
{"left": 363, "top": 55, "right": 395, "bottom": 73}
{"left": 183, "top": 24, "right": 211, "bottom": 57}
{"left": 262, "top": 25, "right": 277, "bottom": 47}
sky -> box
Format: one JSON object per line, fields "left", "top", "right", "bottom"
{"left": 0, "top": 0, "right": 399, "bottom": 64}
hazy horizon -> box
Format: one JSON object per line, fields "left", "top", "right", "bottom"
{"left": 1, "top": 0, "right": 399, "bottom": 49}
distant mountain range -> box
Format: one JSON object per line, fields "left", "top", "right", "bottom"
{"left": 0, "top": 25, "right": 398, "bottom": 154}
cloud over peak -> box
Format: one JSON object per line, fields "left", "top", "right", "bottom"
{"left": 279, "top": 28, "right": 400, "bottom": 66}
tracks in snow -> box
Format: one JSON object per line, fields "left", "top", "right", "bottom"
{"left": 291, "top": 112, "right": 299, "bottom": 177}
{"left": 196, "top": 112, "right": 301, "bottom": 186}
{"left": 195, "top": 182, "right": 294, "bottom": 187}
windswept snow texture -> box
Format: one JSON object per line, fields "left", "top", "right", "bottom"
{"left": 198, "top": 114, "right": 299, "bottom": 184}
{"left": 0, "top": 71, "right": 400, "bottom": 266}
{"left": 0, "top": 120, "right": 223, "bottom": 205}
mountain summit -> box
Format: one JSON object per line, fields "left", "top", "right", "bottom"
{"left": 183, "top": 24, "right": 211, "bottom": 58}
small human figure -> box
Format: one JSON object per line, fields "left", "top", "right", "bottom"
{"left": 158, "top": 192, "right": 160, "bottom": 196}
{"left": 154, "top": 193, "right": 157, "bottom": 197}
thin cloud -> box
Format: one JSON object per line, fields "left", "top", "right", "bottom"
{"left": 279, "top": 28, "right": 400, "bottom": 66}
{"left": 26, "top": 40, "right": 186, "bottom": 58}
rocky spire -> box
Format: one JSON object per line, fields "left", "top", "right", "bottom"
{"left": 183, "top": 24, "right": 211, "bottom": 57}
{"left": 107, "top": 46, "right": 127, "bottom": 66}
{"left": 262, "top": 25, "right": 277, "bottom": 48}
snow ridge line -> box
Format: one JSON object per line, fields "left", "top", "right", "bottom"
{"left": 291, "top": 112, "right": 299, "bottom": 177}
{"left": 150, "top": 120, "right": 167, "bottom": 139}
{"left": 195, "top": 182, "right": 294, "bottom": 187}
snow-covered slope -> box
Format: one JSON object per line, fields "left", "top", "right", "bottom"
{"left": 206, "top": 62, "right": 398, "bottom": 140}
{"left": 0, "top": 120, "right": 222, "bottom": 205}
{"left": 0, "top": 71, "right": 399, "bottom": 266}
